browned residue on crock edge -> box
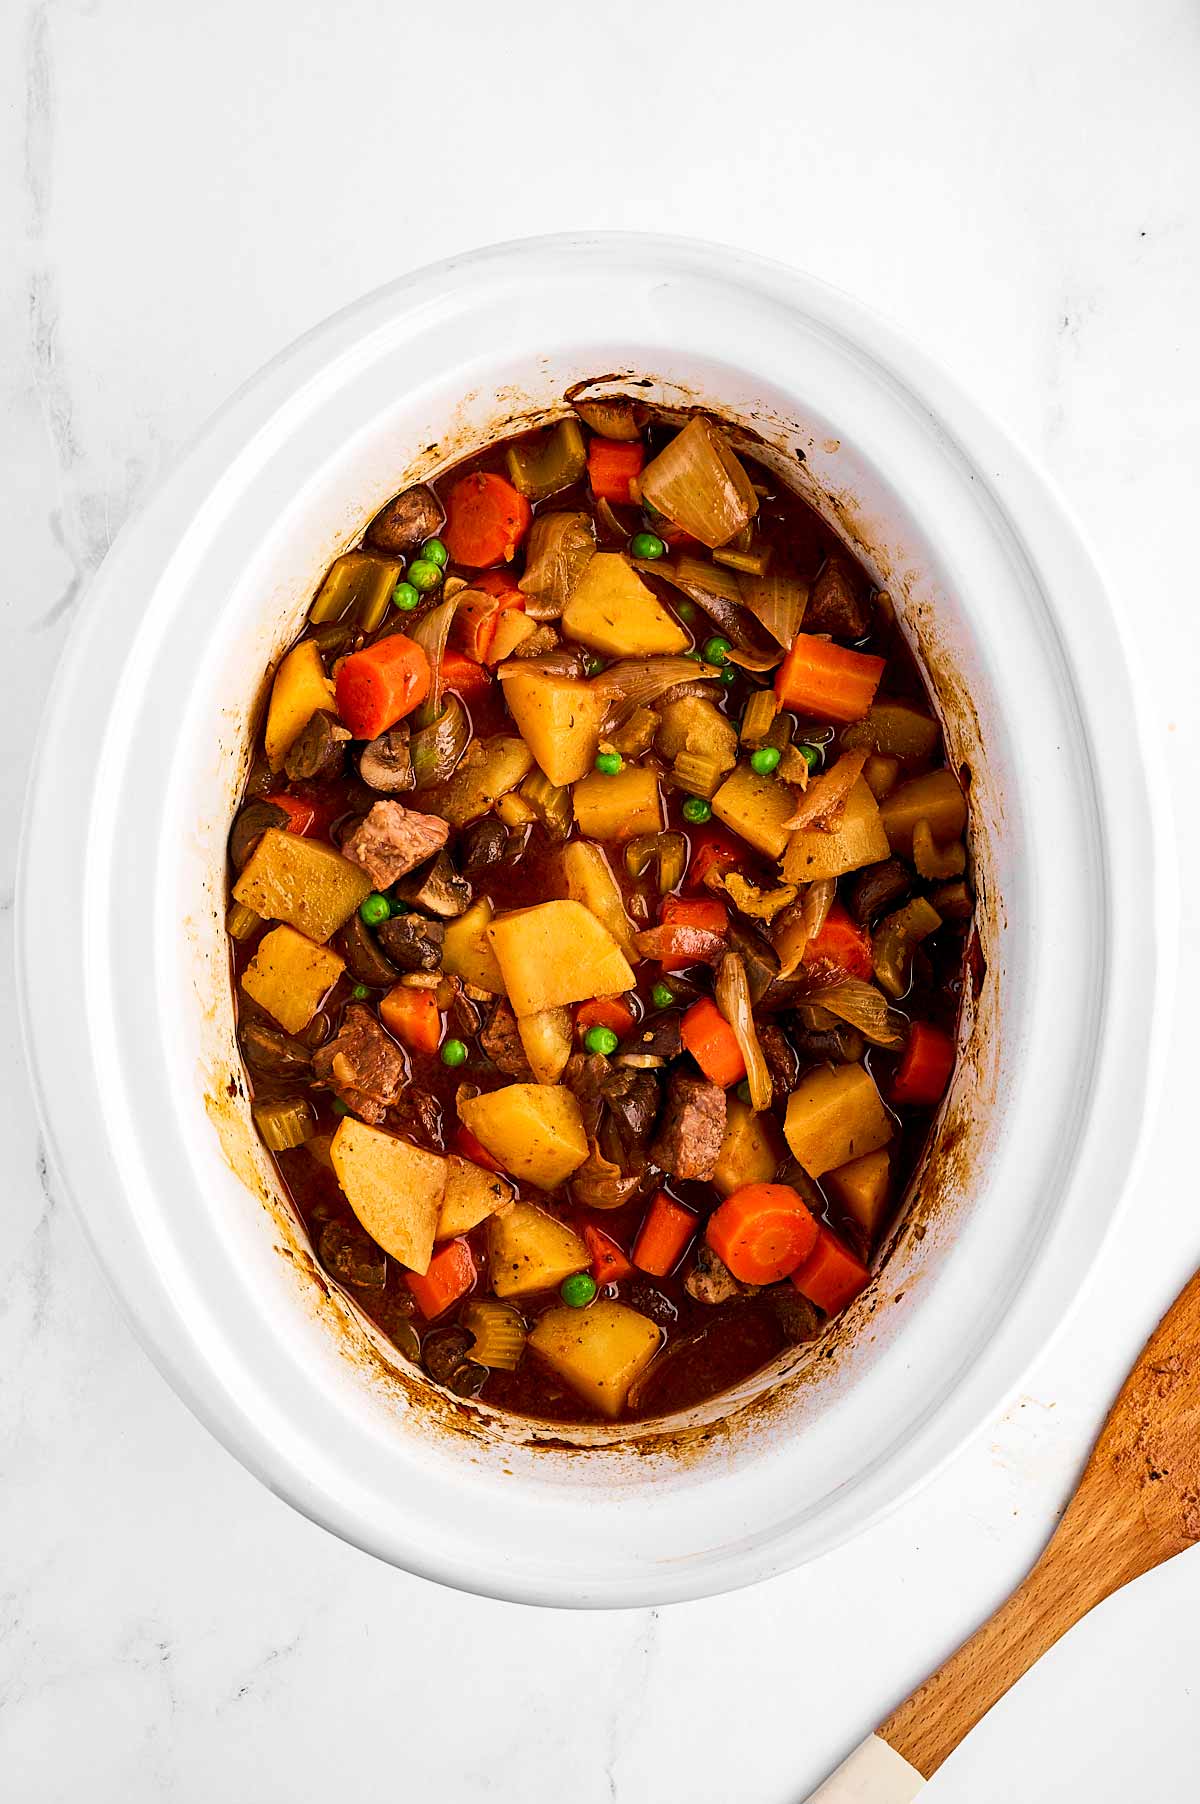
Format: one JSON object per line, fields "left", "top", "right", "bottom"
{"left": 199, "top": 371, "right": 1005, "bottom": 1468}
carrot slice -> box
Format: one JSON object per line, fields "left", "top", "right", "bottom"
{"left": 407, "top": 1238, "right": 477, "bottom": 1319}
{"left": 801, "top": 900, "right": 874, "bottom": 982}
{"left": 685, "top": 825, "right": 743, "bottom": 893}
{"left": 440, "top": 648, "right": 494, "bottom": 703}
{"left": 790, "top": 1222, "right": 870, "bottom": 1315}
{"left": 379, "top": 984, "right": 441, "bottom": 1055}
{"left": 588, "top": 439, "right": 644, "bottom": 504}
{"left": 443, "top": 472, "right": 531, "bottom": 567}
{"left": 583, "top": 1224, "right": 634, "bottom": 1286}
{"left": 706, "top": 1182, "right": 818, "bottom": 1284}
{"left": 451, "top": 1123, "right": 506, "bottom": 1174}
{"left": 574, "top": 997, "right": 637, "bottom": 1041}
{"left": 261, "top": 792, "right": 317, "bottom": 836}
{"left": 334, "top": 633, "right": 430, "bottom": 739}
{"left": 889, "top": 1021, "right": 955, "bottom": 1106}
{"left": 632, "top": 1192, "right": 696, "bottom": 1277}
{"left": 774, "top": 635, "right": 885, "bottom": 723}
{"left": 681, "top": 995, "right": 746, "bottom": 1088}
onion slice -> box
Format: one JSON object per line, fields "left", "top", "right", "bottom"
{"left": 783, "top": 748, "right": 870, "bottom": 831}
{"left": 809, "top": 978, "right": 906, "bottom": 1049}
{"left": 738, "top": 571, "right": 810, "bottom": 647}
{"left": 590, "top": 656, "right": 720, "bottom": 725}
{"left": 639, "top": 417, "right": 759, "bottom": 548}
{"left": 408, "top": 588, "right": 466, "bottom": 725}
{"left": 773, "top": 878, "right": 836, "bottom": 978}
{"left": 644, "top": 554, "right": 780, "bottom": 661}
{"left": 518, "top": 511, "right": 595, "bottom": 618}
{"left": 715, "top": 953, "right": 772, "bottom": 1111}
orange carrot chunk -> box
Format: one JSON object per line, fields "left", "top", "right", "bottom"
{"left": 681, "top": 995, "right": 746, "bottom": 1088}
{"left": 334, "top": 633, "right": 431, "bottom": 739}
{"left": 790, "top": 1222, "right": 870, "bottom": 1315}
{"left": 889, "top": 1021, "right": 955, "bottom": 1107}
{"left": 685, "top": 825, "right": 743, "bottom": 892}
{"left": 440, "top": 648, "right": 495, "bottom": 702}
{"left": 451, "top": 1123, "right": 506, "bottom": 1174}
{"left": 774, "top": 634, "right": 885, "bottom": 723}
{"left": 379, "top": 983, "right": 441, "bottom": 1055}
{"left": 632, "top": 1192, "right": 697, "bottom": 1277}
{"left": 583, "top": 1224, "right": 635, "bottom": 1286}
{"left": 588, "top": 438, "right": 644, "bottom": 504}
{"left": 801, "top": 900, "right": 874, "bottom": 981}
{"left": 655, "top": 895, "right": 729, "bottom": 971}
{"left": 574, "top": 997, "right": 637, "bottom": 1042}
{"left": 407, "top": 1238, "right": 477, "bottom": 1319}
{"left": 261, "top": 792, "right": 318, "bottom": 836}
{"left": 443, "top": 471, "right": 532, "bottom": 567}
{"left": 706, "top": 1182, "right": 818, "bottom": 1285}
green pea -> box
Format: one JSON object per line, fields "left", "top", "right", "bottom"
{"left": 560, "top": 1271, "right": 598, "bottom": 1309}
{"left": 642, "top": 497, "right": 664, "bottom": 523}
{"left": 594, "top": 751, "right": 623, "bottom": 776}
{"left": 407, "top": 558, "right": 443, "bottom": 593}
{"left": 651, "top": 982, "right": 674, "bottom": 1010}
{"left": 440, "top": 1038, "right": 468, "bottom": 1068}
{"left": 736, "top": 1080, "right": 753, "bottom": 1106}
{"left": 392, "top": 580, "right": 421, "bottom": 611}
{"left": 800, "top": 744, "right": 822, "bottom": 772}
{"left": 750, "top": 745, "right": 782, "bottom": 775}
{"left": 682, "top": 797, "right": 712, "bottom": 824}
{"left": 719, "top": 667, "right": 737, "bottom": 686}
{"left": 360, "top": 893, "right": 391, "bottom": 926}
{"left": 388, "top": 898, "right": 410, "bottom": 917}
{"left": 675, "top": 599, "right": 697, "bottom": 623}
{"left": 351, "top": 983, "right": 371, "bottom": 1001}
{"left": 584, "top": 654, "right": 605, "bottom": 677}
{"left": 331, "top": 1098, "right": 352, "bottom": 1117}
{"left": 702, "top": 635, "right": 732, "bottom": 665}
{"left": 630, "top": 531, "right": 666, "bottom": 560}
{"left": 421, "top": 536, "right": 449, "bottom": 568}
{"left": 583, "top": 1024, "right": 620, "bottom": 1057}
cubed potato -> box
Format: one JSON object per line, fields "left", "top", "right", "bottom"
{"left": 712, "top": 1096, "right": 785, "bottom": 1198}
{"left": 501, "top": 667, "right": 608, "bottom": 786}
{"left": 329, "top": 1118, "right": 445, "bottom": 1274}
{"left": 264, "top": 640, "right": 335, "bottom": 771}
{"left": 459, "top": 1084, "right": 590, "bottom": 1191}
{"left": 863, "top": 754, "right": 901, "bottom": 800}
{"left": 572, "top": 765, "right": 664, "bottom": 842}
{"left": 486, "top": 610, "right": 537, "bottom": 663}
{"left": 442, "top": 896, "right": 506, "bottom": 994}
{"left": 436, "top": 1155, "right": 515, "bottom": 1242}
{"left": 656, "top": 695, "right": 738, "bottom": 769}
{"left": 880, "top": 769, "right": 968, "bottom": 858}
{"left": 487, "top": 900, "right": 635, "bottom": 1016}
{"left": 783, "top": 1064, "right": 894, "bottom": 1178}
{"left": 560, "top": 841, "right": 640, "bottom": 964}
{"left": 563, "top": 553, "right": 689, "bottom": 657}
{"left": 528, "top": 1301, "right": 663, "bottom": 1419}
{"left": 712, "top": 764, "right": 795, "bottom": 858}
{"left": 782, "top": 778, "right": 891, "bottom": 882}
{"left": 487, "top": 1203, "right": 589, "bottom": 1297}
{"left": 517, "top": 1007, "right": 574, "bottom": 1084}
{"left": 419, "top": 736, "right": 534, "bottom": 827}
{"left": 233, "top": 828, "right": 372, "bottom": 944}
{"left": 843, "top": 702, "right": 940, "bottom": 761}
{"left": 827, "top": 1146, "right": 893, "bottom": 1244}
{"left": 240, "top": 925, "right": 344, "bottom": 1034}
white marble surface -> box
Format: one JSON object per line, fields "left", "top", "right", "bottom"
{"left": 3, "top": 2, "right": 1199, "bottom": 1798}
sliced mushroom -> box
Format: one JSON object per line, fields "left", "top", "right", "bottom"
{"left": 365, "top": 483, "right": 445, "bottom": 554}
{"left": 358, "top": 724, "right": 415, "bottom": 793}
{"left": 376, "top": 911, "right": 444, "bottom": 972}
{"left": 461, "top": 818, "right": 509, "bottom": 872}
{"left": 283, "top": 709, "right": 351, "bottom": 783}
{"left": 621, "top": 1014, "right": 683, "bottom": 1062}
{"left": 338, "top": 912, "right": 401, "bottom": 988}
{"left": 392, "top": 851, "right": 473, "bottom": 919}
{"left": 238, "top": 1019, "right": 313, "bottom": 1077}
{"left": 229, "top": 799, "right": 288, "bottom": 870}
{"left": 791, "top": 1025, "right": 866, "bottom": 1065}
{"left": 848, "top": 857, "right": 912, "bottom": 925}
{"left": 768, "top": 1285, "right": 823, "bottom": 1343}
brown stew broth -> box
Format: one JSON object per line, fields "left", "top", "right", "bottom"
{"left": 230, "top": 415, "right": 969, "bottom": 1425}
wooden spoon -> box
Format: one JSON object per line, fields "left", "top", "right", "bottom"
{"left": 806, "top": 1269, "right": 1200, "bottom": 1801}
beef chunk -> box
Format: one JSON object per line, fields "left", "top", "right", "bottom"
{"left": 805, "top": 556, "right": 871, "bottom": 639}
{"left": 650, "top": 1071, "right": 726, "bottom": 1182}
{"left": 685, "top": 1245, "right": 749, "bottom": 1305}
{"left": 480, "top": 1000, "right": 533, "bottom": 1079}
{"left": 622, "top": 1014, "right": 683, "bottom": 1061}
{"left": 391, "top": 1085, "right": 443, "bottom": 1150}
{"left": 757, "top": 1022, "right": 799, "bottom": 1100}
{"left": 769, "top": 1286, "right": 823, "bottom": 1343}
{"left": 318, "top": 1218, "right": 387, "bottom": 1290}
{"left": 365, "top": 483, "right": 445, "bottom": 554}
{"left": 342, "top": 801, "right": 450, "bottom": 888}
{"left": 601, "top": 1068, "right": 661, "bottom": 1159}
{"left": 376, "top": 912, "right": 444, "bottom": 972}
{"left": 283, "top": 709, "right": 350, "bottom": 782}
{"left": 312, "top": 1004, "right": 406, "bottom": 1123}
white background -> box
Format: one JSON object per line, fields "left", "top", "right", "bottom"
{"left": 3, "top": 3, "right": 1199, "bottom": 1799}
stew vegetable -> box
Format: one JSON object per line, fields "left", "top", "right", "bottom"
{"left": 228, "top": 400, "right": 973, "bottom": 1424}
